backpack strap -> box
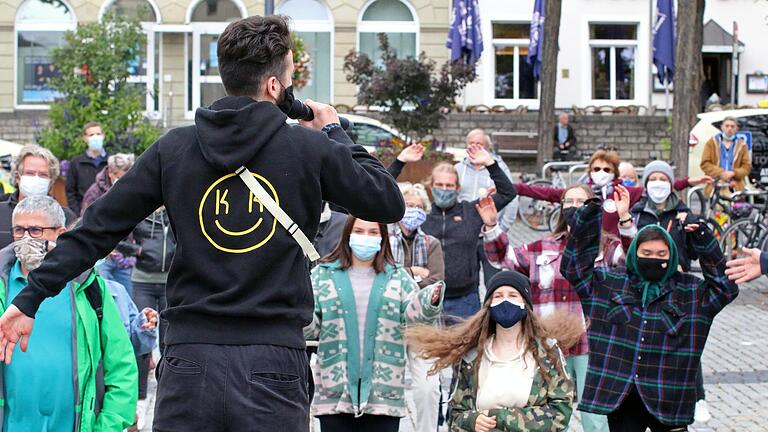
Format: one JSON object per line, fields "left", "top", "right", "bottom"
{"left": 83, "top": 273, "right": 103, "bottom": 323}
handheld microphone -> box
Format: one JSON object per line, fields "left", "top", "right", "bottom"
{"left": 287, "top": 99, "right": 351, "bottom": 130}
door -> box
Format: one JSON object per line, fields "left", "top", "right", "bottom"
{"left": 192, "top": 25, "right": 228, "bottom": 110}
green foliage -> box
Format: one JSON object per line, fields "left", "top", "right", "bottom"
{"left": 37, "top": 13, "right": 161, "bottom": 160}
{"left": 343, "top": 33, "right": 476, "bottom": 142}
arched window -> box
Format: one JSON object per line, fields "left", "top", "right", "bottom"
{"left": 100, "top": 0, "right": 162, "bottom": 114}
{"left": 15, "top": 0, "right": 75, "bottom": 107}
{"left": 186, "top": 0, "right": 247, "bottom": 112}
{"left": 278, "top": 0, "right": 333, "bottom": 103}
{"left": 358, "top": 0, "right": 418, "bottom": 62}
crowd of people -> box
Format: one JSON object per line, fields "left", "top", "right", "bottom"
{"left": 0, "top": 15, "right": 760, "bottom": 432}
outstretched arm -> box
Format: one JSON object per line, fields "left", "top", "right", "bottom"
{"left": 559, "top": 199, "right": 605, "bottom": 316}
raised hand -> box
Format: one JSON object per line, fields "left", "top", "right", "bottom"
{"left": 475, "top": 196, "right": 498, "bottom": 228}
{"left": 725, "top": 248, "right": 763, "bottom": 284}
{"left": 613, "top": 184, "right": 631, "bottom": 220}
{"left": 468, "top": 143, "right": 494, "bottom": 167}
{"left": 397, "top": 144, "right": 425, "bottom": 163}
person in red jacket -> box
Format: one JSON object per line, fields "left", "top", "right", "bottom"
{"left": 514, "top": 150, "right": 712, "bottom": 236}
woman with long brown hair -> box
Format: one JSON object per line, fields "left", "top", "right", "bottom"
{"left": 305, "top": 215, "right": 445, "bottom": 432}
{"left": 476, "top": 183, "right": 623, "bottom": 432}
{"left": 408, "top": 271, "right": 579, "bottom": 432}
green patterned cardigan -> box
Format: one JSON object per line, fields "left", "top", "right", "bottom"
{"left": 450, "top": 341, "right": 574, "bottom": 431}
{"left": 305, "top": 260, "right": 444, "bottom": 418}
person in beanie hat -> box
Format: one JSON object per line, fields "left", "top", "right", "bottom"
{"left": 408, "top": 270, "right": 583, "bottom": 432}
{"left": 615, "top": 160, "right": 700, "bottom": 272}
{"left": 561, "top": 198, "right": 738, "bottom": 430}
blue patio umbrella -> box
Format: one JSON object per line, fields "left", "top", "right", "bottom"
{"left": 527, "top": 0, "right": 545, "bottom": 81}
{"left": 446, "top": 0, "right": 484, "bottom": 64}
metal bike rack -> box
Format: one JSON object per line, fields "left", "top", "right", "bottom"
{"left": 568, "top": 164, "right": 589, "bottom": 185}
{"left": 541, "top": 161, "right": 587, "bottom": 179}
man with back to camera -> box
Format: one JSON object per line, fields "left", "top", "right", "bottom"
{"left": 0, "top": 15, "right": 405, "bottom": 432}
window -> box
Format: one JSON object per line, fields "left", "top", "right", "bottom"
{"left": 492, "top": 23, "right": 538, "bottom": 100}
{"left": 186, "top": 0, "right": 246, "bottom": 113}
{"left": 589, "top": 23, "right": 637, "bottom": 101}
{"left": 358, "top": 0, "right": 418, "bottom": 62}
{"left": 278, "top": 0, "right": 333, "bottom": 103}
{"left": 101, "top": 0, "right": 161, "bottom": 114}
{"left": 15, "top": 0, "right": 76, "bottom": 107}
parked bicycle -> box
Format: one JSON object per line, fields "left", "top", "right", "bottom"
{"left": 517, "top": 161, "right": 588, "bottom": 231}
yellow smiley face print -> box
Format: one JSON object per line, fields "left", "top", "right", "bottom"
{"left": 198, "top": 172, "right": 279, "bottom": 253}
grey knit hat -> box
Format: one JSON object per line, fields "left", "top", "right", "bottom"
{"left": 643, "top": 160, "right": 675, "bottom": 186}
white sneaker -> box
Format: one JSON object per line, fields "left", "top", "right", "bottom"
{"left": 694, "top": 399, "right": 711, "bottom": 423}
{"left": 136, "top": 399, "right": 149, "bottom": 430}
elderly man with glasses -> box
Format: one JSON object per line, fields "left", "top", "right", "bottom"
{"left": 0, "top": 195, "right": 137, "bottom": 432}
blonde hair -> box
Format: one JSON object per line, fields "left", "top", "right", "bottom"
{"left": 13, "top": 144, "right": 60, "bottom": 180}
{"left": 427, "top": 162, "right": 459, "bottom": 187}
{"left": 399, "top": 182, "right": 431, "bottom": 212}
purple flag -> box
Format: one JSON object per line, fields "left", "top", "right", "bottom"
{"left": 527, "top": 0, "right": 545, "bottom": 81}
{"left": 446, "top": 0, "right": 484, "bottom": 64}
{"left": 653, "top": 0, "right": 675, "bottom": 84}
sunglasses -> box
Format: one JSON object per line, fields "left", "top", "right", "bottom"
{"left": 591, "top": 167, "right": 613, "bottom": 173}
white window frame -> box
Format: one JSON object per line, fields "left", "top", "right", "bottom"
{"left": 14, "top": 0, "right": 77, "bottom": 110}
{"left": 490, "top": 32, "right": 540, "bottom": 105}
{"left": 356, "top": 0, "right": 419, "bottom": 59}
{"left": 585, "top": 21, "right": 640, "bottom": 105}
{"left": 98, "top": 0, "right": 162, "bottom": 118}
{"left": 278, "top": 0, "right": 335, "bottom": 104}
{"left": 184, "top": 0, "right": 248, "bottom": 118}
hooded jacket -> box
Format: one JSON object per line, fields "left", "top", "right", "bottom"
{"left": 13, "top": 96, "right": 405, "bottom": 349}
{"left": 132, "top": 208, "right": 175, "bottom": 274}
{"left": 561, "top": 199, "right": 738, "bottom": 426}
{"left": 81, "top": 167, "right": 112, "bottom": 216}
{"left": 0, "top": 246, "right": 137, "bottom": 431}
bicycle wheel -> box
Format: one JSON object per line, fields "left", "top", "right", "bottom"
{"left": 518, "top": 180, "right": 557, "bottom": 232}
{"left": 719, "top": 219, "right": 765, "bottom": 261}
{"left": 548, "top": 207, "right": 561, "bottom": 232}
{"left": 688, "top": 188, "right": 707, "bottom": 217}
{"left": 706, "top": 218, "right": 725, "bottom": 243}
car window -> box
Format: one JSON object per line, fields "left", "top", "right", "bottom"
{"left": 348, "top": 123, "right": 396, "bottom": 146}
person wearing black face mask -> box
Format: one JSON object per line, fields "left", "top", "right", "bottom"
{"left": 561, "top": 199, "right": 739, "bottom": 432}
{"left": 478, "top": 183, "right": 621, "bottom": 432}
{"left": 407, "top": 270, "right": 584, "bottom": 432}
{"left": 0, "top": 16, "right": 406, "bottom": 432}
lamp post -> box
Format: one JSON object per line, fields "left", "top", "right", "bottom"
{"left": 266, "top": 0, "right": 274, "bottom": 15}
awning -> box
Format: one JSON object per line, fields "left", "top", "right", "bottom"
{"left": 702, "top": 19, "right": 745, "bottom": 53}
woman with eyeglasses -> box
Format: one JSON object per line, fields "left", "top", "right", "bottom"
{"left": 476, "top": 184, "right": 623, "bottom": 432}
{"left": 513, "top": 150, "right": 712, "bottom": 236}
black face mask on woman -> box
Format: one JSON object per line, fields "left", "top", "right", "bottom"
{"left": 636, "top": 257, "right": 669, "bottom": 281}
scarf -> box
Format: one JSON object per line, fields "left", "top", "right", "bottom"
{"left": 389, "top": 224, "right": 430, "bottom": 268}
{"left": 625, "top": 225, "right": 679, "bottom": 307}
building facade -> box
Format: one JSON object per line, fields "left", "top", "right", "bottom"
{"left": 2, "top": 0, "right": 450, "bottom": 128}
{"left": 463, "top": 0, "right": 768, "bottom": 111}
{"left": 0, "top": 0, "right": 765, "bottom": 138}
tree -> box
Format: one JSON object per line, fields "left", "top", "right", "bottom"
{"left": 671, "top": 0, "right": 706, "bottom": 177}
{"left": 343, "top": 34, "right": 476, "bottom": 142}
{"left": 38, "top": 13, "right": 161, "bottom": 161}
{"left": 536, "top": 0, "right": 563, "bottom": 170}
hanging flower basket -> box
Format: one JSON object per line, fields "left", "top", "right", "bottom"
{"left": 292, "top": 34, "right": 312, "bottom": 91}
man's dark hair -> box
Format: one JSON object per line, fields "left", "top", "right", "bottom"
{"left": 217, "top": 15, "right": 293, "bottom": 97}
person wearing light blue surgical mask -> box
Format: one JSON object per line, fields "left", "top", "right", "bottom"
{"left": 66, "top": 122, "right": 109, "bottom": 216}
{"left": 308, "top": 216, "right": 444, "bottom": 431}
{"left": 700, "top": 116, "right": 751, "bottom": 195}
{"left": 388, "top": 183, "right": 445, "bottom": 432}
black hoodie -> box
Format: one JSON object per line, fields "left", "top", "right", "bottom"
{"left": 13, "top": 96, "right": 405, "bottom": 349}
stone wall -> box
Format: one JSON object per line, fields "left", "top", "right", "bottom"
{"left": 366, "top": 112, "right": 673, "bottom": 174}
{"left": 0, "top": 112, "right": 48, "bottom": 145}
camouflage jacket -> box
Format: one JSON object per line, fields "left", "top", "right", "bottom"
{"left": 450, "top": 341, "right": 574, "bottom": 431}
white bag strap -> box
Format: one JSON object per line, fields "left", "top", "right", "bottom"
{"left": 236, "top": 166, "right": 320, "bottom": 262}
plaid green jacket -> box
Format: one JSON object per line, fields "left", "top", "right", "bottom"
{"left": 560, "top": 200, "right": 738, "bottom": 425}
{"left": 450, "top": 342, "right": 573, "bottom": 431}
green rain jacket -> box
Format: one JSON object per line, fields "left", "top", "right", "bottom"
{"left": 0, "top": 246, "right": 138, "bottom": 431}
